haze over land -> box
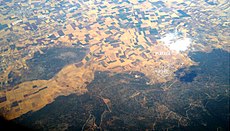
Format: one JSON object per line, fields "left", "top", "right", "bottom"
{"left": 0, "top": 0, "right": 229, "bottom": 130}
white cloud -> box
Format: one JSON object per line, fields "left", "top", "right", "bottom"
{"left": 160, "top": 33, "right": 192, "bottom": 52}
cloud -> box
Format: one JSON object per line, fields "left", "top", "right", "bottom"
{"left": 160, "top": 33, "right": 192, "bottom": 52}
